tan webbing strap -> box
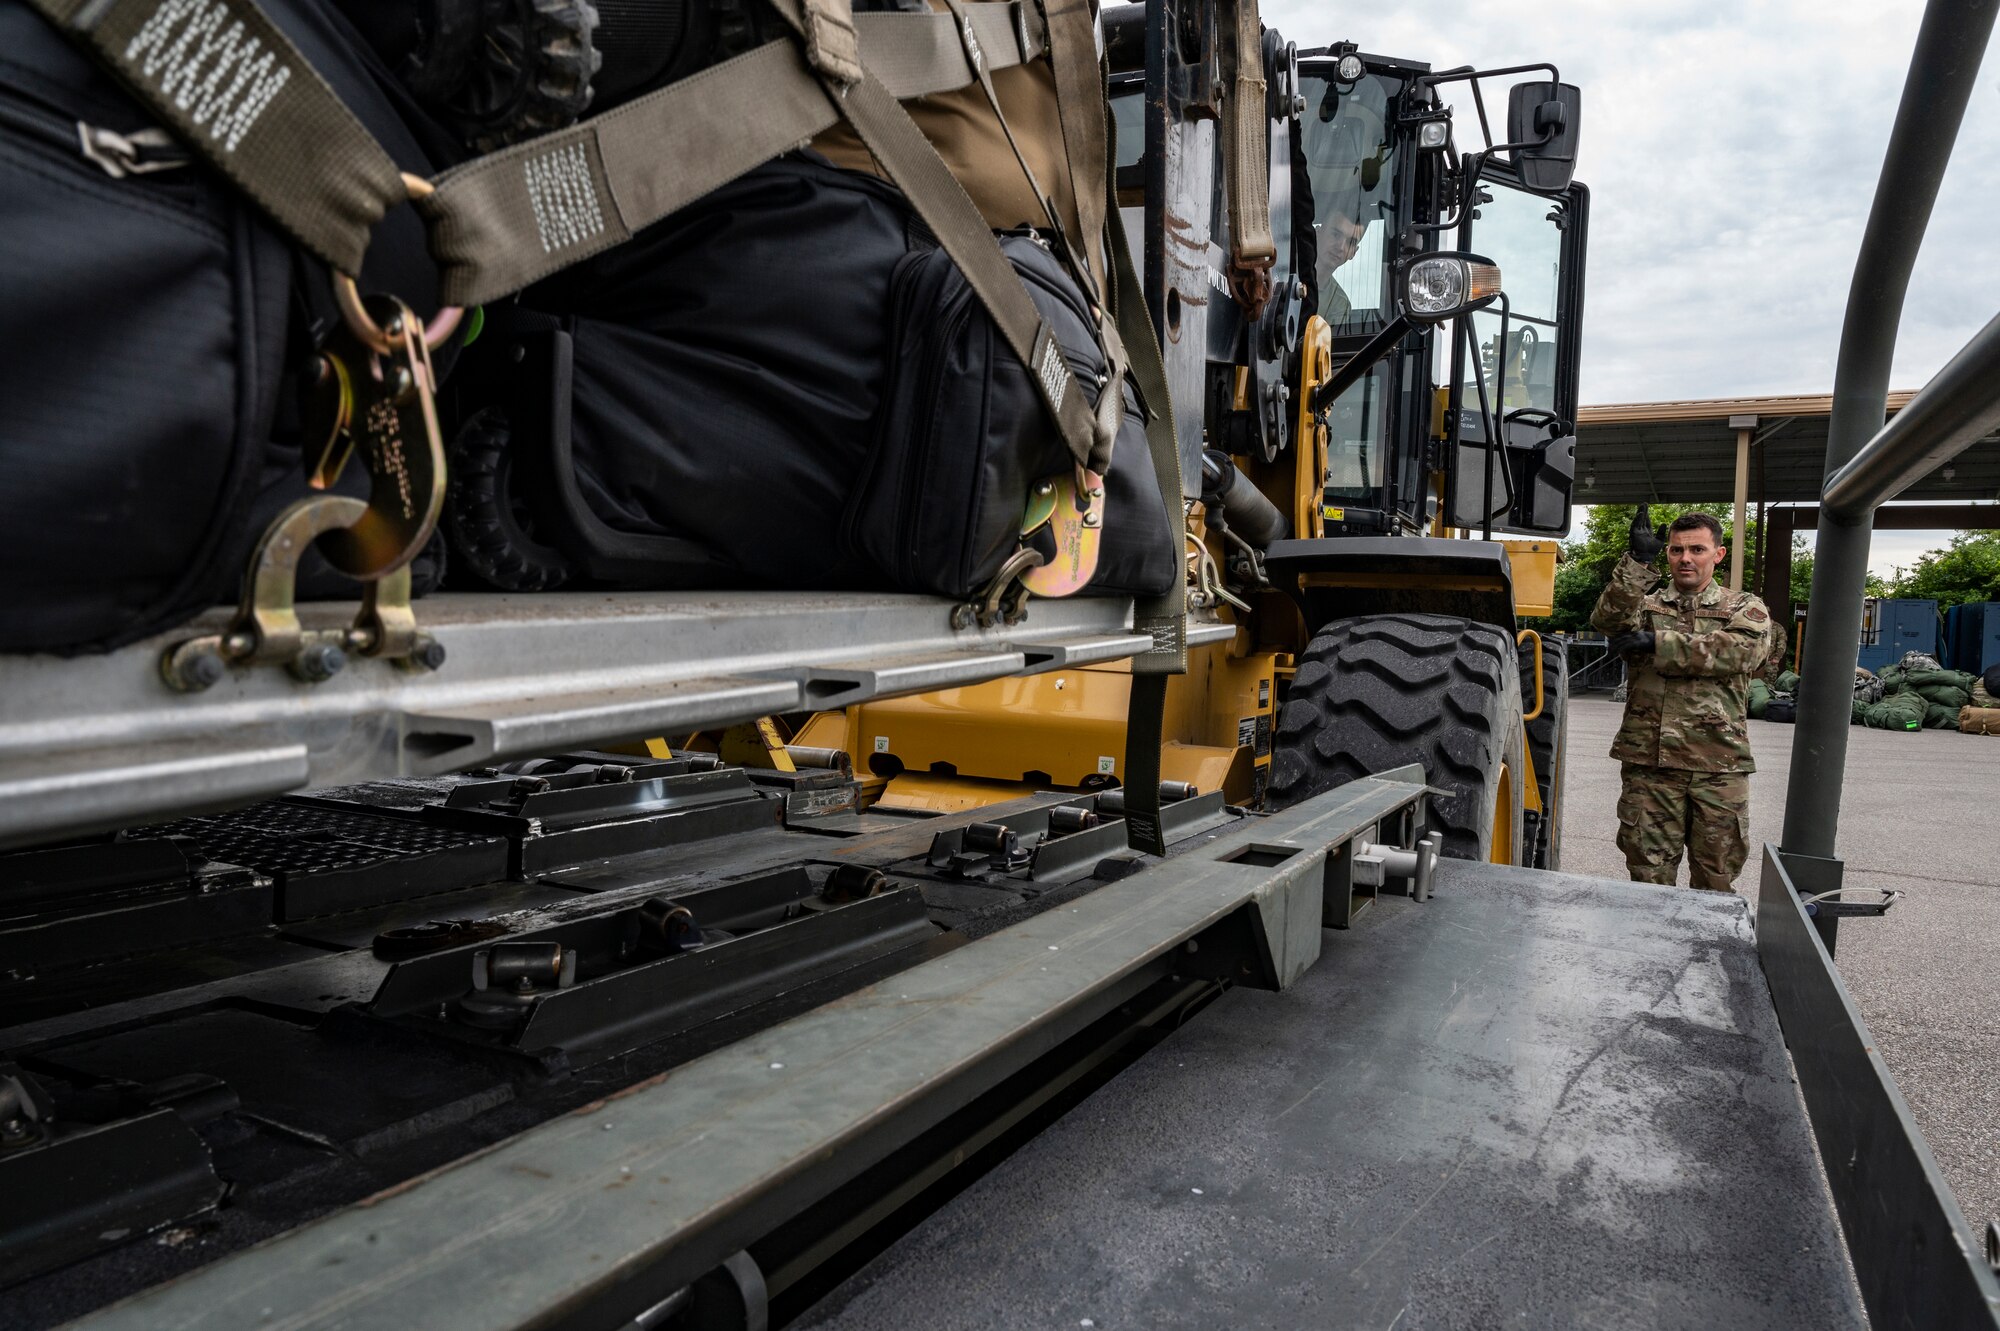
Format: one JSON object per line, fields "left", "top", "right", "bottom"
{"left": 39, "top": 0, "right": 1051, "bottom": 308}
{"left": 1038, "top": 0, "right": 1109, "bottom": 299}
{"left": 1223, "top": 0, "right": 1274, "bottom": 311}
{"left": 764, "top": 0, "right": 1106, "bottom": 476}
{"left": 417, "top": 39, "right": 839, "bottom": 307}
{"left": 935, "top": 0, "right": 1060, "bottom": 235}
{"left": 418, "top": 4, "right": 1050, "bottom": 306}
{"left": 798, "top": 0, "right": 865, "bottom": 84}
{"left": 33, "top": 0, "right": 404, "bottom": 276}
{"left": 860, "top": 2, "right": 1044, "bottom": 98}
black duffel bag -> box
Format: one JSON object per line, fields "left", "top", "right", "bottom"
{"left": 848, "top": 228, "right": 1174, "bottom": 600}
{"left": 448, "top": 156, "right": 1175, "bottom": 602}
{"left": 0, "top": 0, "right": 454, "bottom": 654}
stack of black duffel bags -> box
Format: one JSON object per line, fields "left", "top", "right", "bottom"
{"left": 2, "top": 0, "right": 1179, "bottom": 654}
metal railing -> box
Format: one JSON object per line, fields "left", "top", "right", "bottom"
{"left": 1781, "top": 0, "right": 2000, "bottom": 871}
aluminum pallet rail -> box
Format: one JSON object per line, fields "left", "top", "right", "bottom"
{"left": 0, "top": 592, "right": 1230, "bottom": 849}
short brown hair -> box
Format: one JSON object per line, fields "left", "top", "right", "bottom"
{"left": 1669, "top": 512, "right": 1724, "bottom": 544}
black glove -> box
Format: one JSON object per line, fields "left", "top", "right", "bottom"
{"left": 1628, "top": 505, "right": 1666, "bottom": 563}
{"left": 1607, "top": 631, "right": 1655, "bottom": 658}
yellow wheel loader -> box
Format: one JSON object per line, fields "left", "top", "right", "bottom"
{"left": 792, "top": 26, "right": 1588, "bottom": 870}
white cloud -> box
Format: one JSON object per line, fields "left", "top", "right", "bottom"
{"left": 1261, "top": 0, "right": 2000, "bottom": 404}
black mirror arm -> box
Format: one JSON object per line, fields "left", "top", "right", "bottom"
{"left": 1414, "top": 62, "right": 1561, "bottom": 154}
{"left": 1308, "top": 314, "right": 1411, "bottom": 418}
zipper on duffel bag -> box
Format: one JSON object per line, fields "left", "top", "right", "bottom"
{"left": 0, "top": 86, "right": 191, "bottom": 177}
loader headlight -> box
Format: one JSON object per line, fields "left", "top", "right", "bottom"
{"left": 1399, "top": 253, "right": 1502, "bottom": 323}
{"left": 1417, "top": 117, "right": 1449, "bottom": 150}
{"left": 1336, "top": 53, "right": 1364, "bottom": 81}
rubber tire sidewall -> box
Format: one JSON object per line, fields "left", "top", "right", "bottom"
{"left": 1271, "top": 613, "right": 1527, "bottom": 865}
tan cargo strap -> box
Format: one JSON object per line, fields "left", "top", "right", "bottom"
{"left": 37, "top": 0, "right": 1047, "bottom": 306}
{"left": 862, "top": 1, "right": 1045, "bottom": 98}
{"left": 419, "top": 2, "right": 1050, "bottom": 305}
{"left": 934, "top": 0, "right": 1119, "bottom": 471}
{"left": 33, "top": 0, "right": 407, "bottom": 277}
{"left": 798, "top": 0, "right": 865, "bottom": 84}
{"left": 1223, "top": 0, "right": 1275, "bottom": 316}
{"left": 417, "top": 38, "right": 834, "bottom": 305}
{"left": 761, "top": 0, "right": 1105, "bottom": 474}
{"left": 1039, "top": 0, "right": 1109, "bottom": 300}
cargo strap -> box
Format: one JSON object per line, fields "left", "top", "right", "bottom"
{"left": 36, "top": 0, "right": 408, "bottom": 278}
{"left": 1223, "top": 0, "right": 1275, "bottom": 316}
{"left": 1107, "top": 133, "right": 1189, "bottom": 856}
{"left": 933, "top": 0, "right": 1122, "bottom": 476}
{"left": 37, "top": 0, "right": 1102, "bottom": 471}
{"left": 33, "top": 0, "right": 1044, "bottom": 294}
{"left": 1040, "top": 0, "right": 1109, "bottom": 299}
{"left": 761, "top": 0, "right": 1105, "bottom": 474}
{"left": 420, "top": 4, "right": 1054, "bottom": 306}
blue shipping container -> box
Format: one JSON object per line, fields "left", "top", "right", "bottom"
{"left": 1943, "top": 602, "right": 2000, "bottom": 674}
{"left": 1856, "top": 599, "right": 1938, "bottom": 673}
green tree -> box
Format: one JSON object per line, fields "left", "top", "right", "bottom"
{"left": 1886, "top": 532, "right": 2000, "bottom": 608}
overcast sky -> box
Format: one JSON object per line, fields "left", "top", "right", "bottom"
{"left": 1263, "top": 0, "right": 2000, "bottom": 575}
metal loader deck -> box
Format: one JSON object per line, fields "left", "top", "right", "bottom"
{"left": 799, "top": 860, "right": 1869, "bottom": 1330}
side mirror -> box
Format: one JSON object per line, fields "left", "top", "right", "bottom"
{"left": 1397, "top": 252, "right": 1500, "bottom": 324}
{"left": 1507, "top": 82, "right": 1581, "bottom": 192}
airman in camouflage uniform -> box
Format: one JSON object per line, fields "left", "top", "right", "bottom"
{"left": 1592, "top": 509, "right": 1774, "bottom": 891}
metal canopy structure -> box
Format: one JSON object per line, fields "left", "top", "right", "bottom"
{"left": 1574, "top": 391, "right": 2000, "bottom": 504}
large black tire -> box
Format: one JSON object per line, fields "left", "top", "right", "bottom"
{"left": 1520, "top": 635, "right": 1569, "bottom": 871}
{"left": 1270, "top": 614, "right": 1526, "bottom": 863}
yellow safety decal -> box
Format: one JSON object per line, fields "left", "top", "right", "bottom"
{"left": 1322, "top": 506, "right": 1345, "bottom": 522}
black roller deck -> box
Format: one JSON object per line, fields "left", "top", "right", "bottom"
{"left": 804, "top": 862, "right": 1865, "bottom": 1329}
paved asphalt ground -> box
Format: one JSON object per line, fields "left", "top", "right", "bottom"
{"left": 1560, "top": 694, "right": 2000, "bottom": 1238}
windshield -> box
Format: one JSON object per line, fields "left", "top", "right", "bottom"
{"left": 1298, "top": 71, "right": 1400, "bottom": 334}
{"left": 1299, "top": 69, "right": 1403, "bottom": 500}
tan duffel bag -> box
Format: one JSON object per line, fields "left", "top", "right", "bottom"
{"left": 1957, "top": 705, "right": 2000, "bottom": 735}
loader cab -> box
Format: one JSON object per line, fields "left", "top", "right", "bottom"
{"left": 1299, "top": 48, "right": 1591, "bottom": 540}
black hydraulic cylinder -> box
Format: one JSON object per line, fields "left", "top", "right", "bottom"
{"left": 1781, "top": 0, "right": 1997, "bottom": 874}
{"left": 1200, "top": 451, "right": 1290, "bottom": 547}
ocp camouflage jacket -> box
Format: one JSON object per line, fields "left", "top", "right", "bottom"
{"left": 1591, "top": 555, "right": 1774, "bottom": 773}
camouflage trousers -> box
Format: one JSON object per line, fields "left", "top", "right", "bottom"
{"left": 1615, "top": 763, "right": 1750, "bottom": 892}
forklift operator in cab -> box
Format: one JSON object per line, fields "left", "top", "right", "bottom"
{"left": 1591, "top": 509, "right": 1775, "bottom": 892}
{"left": 1316, "top": 210, "right": 1368, "bottom": 324}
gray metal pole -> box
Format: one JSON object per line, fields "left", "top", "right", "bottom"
{"left": 1780, "top": 0, "right": 1998, "bottom": 863}
{"left": 1822, "top": 307, "right": 2000, "bottom": 517}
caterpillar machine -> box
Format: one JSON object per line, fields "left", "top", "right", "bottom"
{"left": 0, "top": 0, "right": 1995, "bottom": 1327}
{"left": 790, "top": 17, "right": 1588, "bottom": 872}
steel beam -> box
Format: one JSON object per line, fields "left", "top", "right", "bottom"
{"left": 66, "top": 777, "right": 1428, "bottom": 1331}
{"left": 1823, "top": 309, "right": 2000, "bottom": 518}
{"left": 1782, "top": 0, "right": 1998, "bottom": 865}
{"left": 1769, "top": 501, "right": 2000, "bottom": 530}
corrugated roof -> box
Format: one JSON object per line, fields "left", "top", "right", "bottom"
{"left": 1571, "top": 390, "right": 2000, "bottom": 505}
{"left": 1576, "top": 391, "right": 1918, "bottom": 426}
